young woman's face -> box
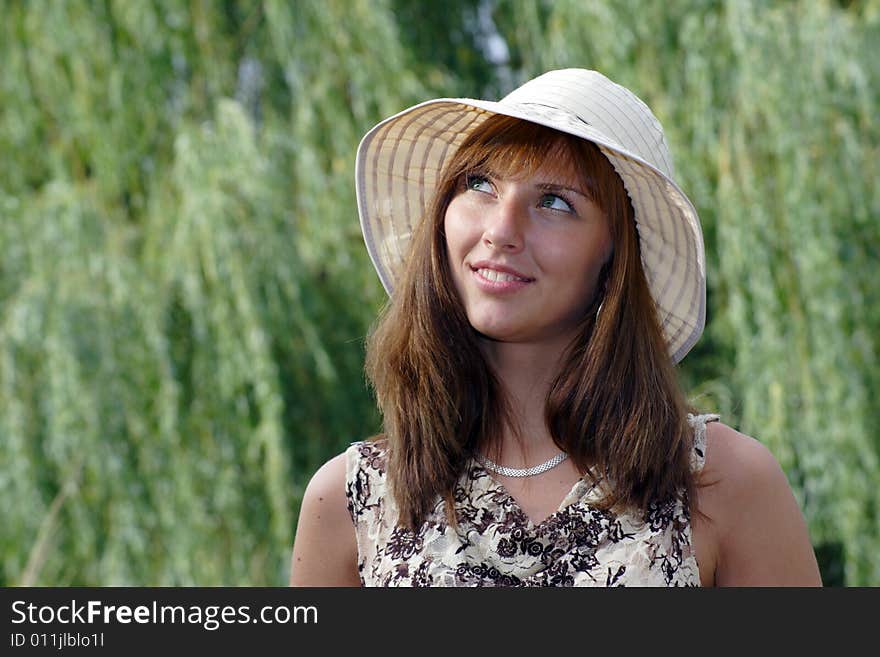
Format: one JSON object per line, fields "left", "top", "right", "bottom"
{"left": 444, "top": 155, "right": 613, "bottom": 346}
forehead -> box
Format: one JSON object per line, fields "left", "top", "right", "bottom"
{"left": 456, "top": 123, "right": 598, "bottom": 191}
{"left": 491, "top": 147, "right": 587, "bottom": 189}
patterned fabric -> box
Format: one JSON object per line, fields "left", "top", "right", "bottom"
{"left": 345, "top": 413, "right": 719, "bottom": 587}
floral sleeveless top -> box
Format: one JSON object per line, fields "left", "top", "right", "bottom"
{"left": 345, "top": 413, "right": 719, "bottom": 587}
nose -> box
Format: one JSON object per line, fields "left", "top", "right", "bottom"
{"left": 482, "top": 195, "right": 525, "bottom": 253}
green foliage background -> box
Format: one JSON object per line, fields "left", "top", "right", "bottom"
{"left": 2, "top": 0, "right": 877, "bottom": 585}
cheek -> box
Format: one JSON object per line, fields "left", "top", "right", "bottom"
{"left": 443, "top": 201, "right": 477, "bottom": 260}
{"left": 552, "top": 231, "right": 612, "bottom": 293}
{"left": 442, "top": 211, "right": 466, "bottom": 290}
{"left": 442, "top": 213, "right": 455, "bottom": 253}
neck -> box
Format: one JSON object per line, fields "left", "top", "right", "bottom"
{"left": 479, "top": 333, "right": 573, "bottom": 461}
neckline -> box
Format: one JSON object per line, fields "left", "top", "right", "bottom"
{"left": 469, "top": 458, "right": 599, "bottom": 530}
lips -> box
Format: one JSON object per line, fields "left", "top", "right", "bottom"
{"left": 470, "top": 261, "right": 534, "bottom": 282}
{"left": 474, "top": 268, "right": 529, "bottom": 283}
{"left": 467, "top": 261, "right": 534, "bottom": 294}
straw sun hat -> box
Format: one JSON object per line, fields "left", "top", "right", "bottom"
{"left": 355, "top": 68, "right": 705, "bottom": 363}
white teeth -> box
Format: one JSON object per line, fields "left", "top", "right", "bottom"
{"left": 476, "top": 268, "right": 527, "bottom": 283}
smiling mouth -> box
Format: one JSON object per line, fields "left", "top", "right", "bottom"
{"left": 474, "top": 267, "right": 531, "bottom": 283}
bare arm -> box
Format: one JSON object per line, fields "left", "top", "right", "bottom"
{"left": 289, "top": 452, "right": 361, "bottom": 586}
{"left": 699, "top": 422, "right": 822, "bottom": 587}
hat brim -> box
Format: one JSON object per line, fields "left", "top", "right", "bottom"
{"left": 355, "top": 98, "right": 705, "bottom": 363}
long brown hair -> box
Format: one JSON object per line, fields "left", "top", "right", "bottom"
{"left": 365, "top": 114, "right": 695, "bottom": 530}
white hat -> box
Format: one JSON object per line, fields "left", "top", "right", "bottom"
{"left": 355, "top": 68, "right": 706, "bottom": 363}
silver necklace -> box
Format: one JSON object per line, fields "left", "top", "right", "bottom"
{"left": 476, "top": 451, "right": 568, "bottom": 478}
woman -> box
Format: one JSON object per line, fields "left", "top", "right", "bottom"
{"left": 289, "top": 69, "right": 821, "bottom": 586}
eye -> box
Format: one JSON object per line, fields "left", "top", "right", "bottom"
{"left": 539, "top": 194, "right": 574, "bottom": 213}
{"left": 466, "top": 174, "right": 494, "bottom": 194}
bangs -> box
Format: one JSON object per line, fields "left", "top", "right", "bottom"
{"left": 446, "top": 114, "right": 621, "bottom": 208}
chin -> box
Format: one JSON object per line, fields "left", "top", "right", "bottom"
{"left": 469, "top": 321, "right": 544, "bottom": 344}
{"left": 465, "top": 319, "right": 513, "bottom": 342}
{"left": 468, "top": 315, "right": 585, "bottom": 347}
{"left": 473, "top": 328, "right": 515, "bottom": 343}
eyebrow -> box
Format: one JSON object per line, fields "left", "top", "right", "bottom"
{"left": 536, "top": 182, "right": 593, "bottom": 200}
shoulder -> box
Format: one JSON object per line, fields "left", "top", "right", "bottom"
{"left": 695, "top": 421, "right": 822, "bottom": 586}
{"left": 289, "top": 450, "right": 361, "bottom": 586}
{"left": 304, "top": 451, "right": 352, "bottom": 511}
{"left": 701, "top": 420, "right": 781, "bottom": 488}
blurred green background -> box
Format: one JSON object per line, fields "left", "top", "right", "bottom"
{"left": 1, "top": 0, "right": 878, "bottom": 586}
